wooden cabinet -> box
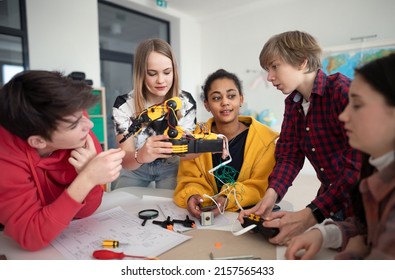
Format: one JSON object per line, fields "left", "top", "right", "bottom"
{"left": 88, "top": 87, "right": 108, "bottom": 151}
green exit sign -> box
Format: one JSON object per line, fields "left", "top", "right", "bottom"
{"left": 156, "top": 0, "right": 167, "bottom": 8}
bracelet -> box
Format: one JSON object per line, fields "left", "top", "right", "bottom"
{"left": 134, "top": 149, "right": 144, "bottom": 165}
{"left": 306, "top": 203, "right": 325, "bottom": 223}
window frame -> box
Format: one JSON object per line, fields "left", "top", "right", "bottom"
{"left": 0, "top": 0, "right": 29, "bottom": 85}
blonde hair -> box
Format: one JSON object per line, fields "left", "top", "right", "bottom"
{"left": 133, "top": 38, "right": 180, "bottom": 113}
{"left": 259, "top": 30, "right": 322, "bottom": 73}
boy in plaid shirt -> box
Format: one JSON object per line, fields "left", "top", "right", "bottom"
{"left": 239, "top": 31, "right": 363, "bottom": 245}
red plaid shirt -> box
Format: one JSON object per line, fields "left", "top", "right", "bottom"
{"left": 269, "top": 70, "right": 363, "bottom": 218}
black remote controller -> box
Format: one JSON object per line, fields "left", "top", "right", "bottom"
{"left": 242, "top": 214, "right": 279, "bottom": 239}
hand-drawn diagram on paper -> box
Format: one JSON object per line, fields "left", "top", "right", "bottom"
{"left": 51, "top": 207, "right": 191, "bottom": 259}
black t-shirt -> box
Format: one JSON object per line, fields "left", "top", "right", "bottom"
{"left": 212, "top": 127, "right": 249, "bottom": 191}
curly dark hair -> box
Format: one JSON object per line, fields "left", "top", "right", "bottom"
{"left": 201, "top": 69, "right": 243, "bottom": 102}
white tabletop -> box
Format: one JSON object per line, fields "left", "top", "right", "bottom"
{"left": 0, "top": 184, "right": 336, "bottom": 260}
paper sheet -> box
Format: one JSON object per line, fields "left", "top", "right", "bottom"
{"left": 97, "top": 191, "right": 139, "bottom": 212}
{"left": 51, "top": 207, "right": 191, "bottom": 259}
{"left": 142, "top": 195, "right": 173, "bottom": 202}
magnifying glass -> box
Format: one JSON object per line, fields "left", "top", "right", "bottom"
{"left": 138, "top": 209, "right": 159, "bottom": 226}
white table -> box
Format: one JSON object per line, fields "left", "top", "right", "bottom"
{"left": 0, "top": 186, "right": 336, "bottom": 260}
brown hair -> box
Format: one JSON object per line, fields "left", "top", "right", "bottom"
{"left": 0, "top": 70, "right": 98, "bottom": 140}
{"left": 259, "top": 30, "right": 322, "bottom": 73}
{"left": 133, "top": 38, "right": 180, "bottom": 113}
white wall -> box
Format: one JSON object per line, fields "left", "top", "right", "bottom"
{"left": 108, "top": 0, "right": 395, "bottom": 125}
{"left": 26, "top": 0, "right": 395, "bottom": 131}
{"left": 26, "top": 0, "right": 101, "bottom": 87}
{"left": 25, "top": 0, "right": 202, "bottom": 112}
{"left": 198, "top": 0, "right": 395, "bottom": 124}
{"left": 105, "top": 0, "right": 203, "bottom": 116}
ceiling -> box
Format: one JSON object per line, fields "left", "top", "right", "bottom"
{"left": 163, "top": 0, "right": 265, "bottom": 19}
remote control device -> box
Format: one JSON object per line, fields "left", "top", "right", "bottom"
{"left": 242, "top": 214, "right": 279, "bottom": 239}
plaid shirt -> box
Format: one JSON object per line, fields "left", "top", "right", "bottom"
{"left": 269, "top": 69, "right": 363, "bottom": 218}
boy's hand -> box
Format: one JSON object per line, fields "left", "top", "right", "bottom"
{"left": 67, "top": 148, "right": 125, "bottom": 203}
{"left": 68, "top": 134, "right": 97, "bottom": 173}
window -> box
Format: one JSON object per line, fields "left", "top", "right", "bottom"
{"left": 0, "top": 0, "right": 29, "bottom": 86}
{"left": 98, "top": 1, "right": 170, "bottom": 149}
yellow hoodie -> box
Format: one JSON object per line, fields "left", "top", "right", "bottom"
{"left": 173, "top": 116, "right": 279, "bottom": 212}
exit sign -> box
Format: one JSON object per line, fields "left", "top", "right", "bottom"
{"left": 156, "top": 0, "right": 168, "bottom": 8}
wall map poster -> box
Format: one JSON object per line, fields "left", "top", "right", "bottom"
{"left": 322, "top": 39, "right": 395, "bottom": 79}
